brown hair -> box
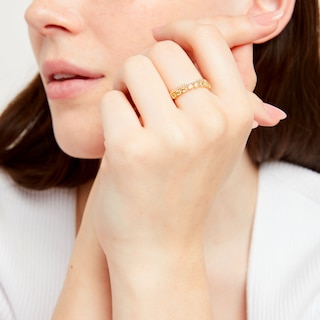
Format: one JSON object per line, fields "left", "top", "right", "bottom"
{"left": 0, "top": 75, "right": 100, "bottom": 190}
{"left": 248, "top": 0, "right": 320, "bottom": 170}
{"left": 0, "top": 0, "right": 319, "bottom": 190}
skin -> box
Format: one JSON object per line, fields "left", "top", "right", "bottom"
{"left": 25, "top": 0, "right": 295, "bottom": 319}
{"left": 25, "top": 0, "right": 289, "bottom": 158}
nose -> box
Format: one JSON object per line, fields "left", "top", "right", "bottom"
{"left": 25, "top": 0, "right": 84, "bottom": 35}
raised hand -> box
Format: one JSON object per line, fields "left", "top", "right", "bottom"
{"left": 52, "top": 12, "right": 287, "bottom": 320}
{"left": 91, "top": 12, "right": 285, "bottom": 320}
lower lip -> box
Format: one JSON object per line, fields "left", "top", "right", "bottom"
{"left": 45, "top": 77, "right": 103, "bottom": 100}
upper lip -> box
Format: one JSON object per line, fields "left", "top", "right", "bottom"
{"left": 42, "top": 60, "right": 104, "bottom": 84}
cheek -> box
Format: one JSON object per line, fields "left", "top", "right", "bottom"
{"left": 28, "top": 29, "right": 42, "bottom": 63}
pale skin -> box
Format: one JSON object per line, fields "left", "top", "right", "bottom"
{"left": 25, "top": 0, "right": 295, "bottom": 319}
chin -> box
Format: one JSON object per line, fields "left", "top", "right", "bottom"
{"left": 49, "top": 102, "right": 106, "bottom": 159}
{"left": 53, "top": 123, "right": 105, "bottom": 159}
{"left": 60, "top": 141, "right": 105, "bottom": 159}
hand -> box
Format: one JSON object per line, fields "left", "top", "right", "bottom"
{"left": 91, "top": 13, "right": 285, "bottom": 320}
{"left": 153, "top": 13, "right": 287, "bottom": 127}
{"left": 95, "top": 12, "right": 285, "bottom": 266}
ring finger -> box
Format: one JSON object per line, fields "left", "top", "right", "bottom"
{"left": 147, "top": 40, "right": 216, "bottom": 113}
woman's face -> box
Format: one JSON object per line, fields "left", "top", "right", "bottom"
{"left": 25, "top": 0, "right": 250, "bottom": 158}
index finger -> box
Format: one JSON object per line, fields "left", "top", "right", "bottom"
{"left": 153, "top": 12, "right": 282, "bottom": 51}
{"left": 152, "top": 13, "right": 281, "bottom": 97}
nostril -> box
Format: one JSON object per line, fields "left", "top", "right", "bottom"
{"left": 24, "top": 3, "right": 84, "bottom": 35}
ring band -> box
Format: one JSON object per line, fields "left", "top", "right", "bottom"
{"left": 170, "top": 79, "right": 212, "bottom": 100}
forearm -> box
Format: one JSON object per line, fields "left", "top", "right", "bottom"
{"left": 52, "top": 203, "right": 112, "bottom": 320}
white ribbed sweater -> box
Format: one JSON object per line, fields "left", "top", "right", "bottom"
{"left": 0, "top": 172, "right": 75, "bottom": 320}
{"left": 0, "top": 162, "right": 319, "bottom": 320}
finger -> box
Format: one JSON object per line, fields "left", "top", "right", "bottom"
{"left": 254, "top": 103, "right": 287, "bottom": 127}
{"left": 113, "top": 55, "right": 177, "bottom": 128}
{"left": 249, "top": 93, "right": 287, "bottom": 127}
{"left": 231, "top": 44, "right": 256, "bottom": 91}
{"left": 152, "top": 13, "right": 282, "bottom": 97}
{"left": 101, "top": 90, "right": 142, "bottom": 149}
{"left": 153, "top": 12, "right": 282, "bottom": 51}
{"left": 154, "top": 20, "right": 247, "bottom": 99}
{"left": 147, "top": 40, "right": 214, "bottom": 112}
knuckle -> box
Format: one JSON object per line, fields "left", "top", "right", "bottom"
{"left": 200, "top": 107, "right": 229, "bottom": 140}
{"left": 190, "top": 23, "right": 223, "bottom": 44}
{"left": 229, "top": 109, "right": 254, "bottom": 138}
{"left": 162, "top": 126, "right": 190, "bottom": 152}
{"left": 236, "top": 102, "right": 254, "bottom": 128}
{"left": 101, "top": 89, "right": 121, "bottom": 106}
{"left": 207, "top": 116, "right": 229, "bottom": 145}
{"left": 179, "top": 107, "right": 229, "bottom": 154}
{"left": 159, "top": 123, "right": 200, "bottom": 159}
{"left": 121, "top": 54, "right": 151, "bottom": 77}
{"left": 112, "top": 138, "right": 149, "bottom": 165}
{"left": 149, "top": 40, "right": 183, "bottom": 59}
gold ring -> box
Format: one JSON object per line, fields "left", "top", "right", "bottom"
{"left": 170, "top": 79, "right": 212, "bottom": 100}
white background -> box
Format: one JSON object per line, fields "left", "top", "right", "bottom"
{"left": 0, "top": 1, "right": 37, "bottom": 113}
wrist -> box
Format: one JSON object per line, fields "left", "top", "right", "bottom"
{"left": 105, "top": 236, "right": 205, "bottom": 277}
{"left": 108, "top": 249, "right": 212, "bottom": 320}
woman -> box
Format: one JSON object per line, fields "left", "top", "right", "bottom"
{"left": 0, "top": 0, "right": 319, "bottom": 319}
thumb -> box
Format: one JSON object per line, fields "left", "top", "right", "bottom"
{"left": 231, "top": 44, "right": 256, "bottom": 92}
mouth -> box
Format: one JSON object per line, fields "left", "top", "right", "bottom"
{"left": 50, "top": 73, "right": 90, "bottom": 82}
{"left": 43, "top": 61, "right": 104, "bottom": 100}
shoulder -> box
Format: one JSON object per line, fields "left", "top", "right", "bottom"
{"left": 0, "top": 168, "right": 76, "bottom": 211}
{"left": 258, "top": 161, "right": 320, "bottom": 210}
{"left": 254, "top": 161, "right": 320, "bottom": 254}
{"left": 247, "top": 162, "right": 320, "bottom": 320}
{"left": 0, "top": 169, "right": 77, "bottom": 320}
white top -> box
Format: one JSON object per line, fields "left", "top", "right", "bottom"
{"left": 0, "top": 171, "right": 75, "bottom": 320}
{"left": 247, "top": 162, "right": 320, "bottom": 319}
{"left": 0, "top": 162, "right": 319, "bottom": 320}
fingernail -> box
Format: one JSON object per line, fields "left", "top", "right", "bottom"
{"left": 252, "top": 10, "right": 284, "bottom": 26}
{"left": 263, "top": 103, "right": 287, "bottom": 120}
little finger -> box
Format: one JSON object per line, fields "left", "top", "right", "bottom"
{"left": 101, "top": 90, "right": 142, "bottom": 150}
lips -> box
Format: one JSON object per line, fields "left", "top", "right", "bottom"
{"left": 42, "top": 61, "right": 104, "bottom": 100}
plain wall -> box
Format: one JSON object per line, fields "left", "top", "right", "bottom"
{"left": 0, "top": 1, "right": 37, "bottom": 112}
